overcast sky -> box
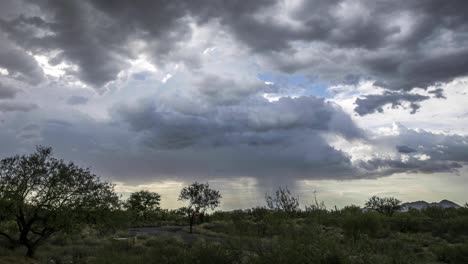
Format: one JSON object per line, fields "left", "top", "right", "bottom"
{"left": 1, "top": 0, "right": 467, "bottom": 209}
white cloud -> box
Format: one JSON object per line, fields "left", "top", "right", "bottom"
{"left": 162, "top": 73, "right": 172, "bottom": 83}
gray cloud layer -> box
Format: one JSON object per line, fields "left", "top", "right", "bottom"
{"left": 0, "top": 33, "right": 43, "bottom": 84}
{"left": 0, "top": 82, "right": 19, "bottom": 99}
{"left": 0, "top": 0, "right": 467, "bottom": 186}
{"left": 354, "top": 91, "right": 430, "bottom": 116}
{"left": 115, "top": 95, "right": 364, "bottom": 149}
{"left": 66, "top": 96, "right": 89, "bottom": 105}
{"left": 0, "top": 92, "right": 466, "bottom": 185}
{"left": 0, "top": 0, "right": 467, "bottom": 92}
{"left": 0, "top": 101, "right": 37, "bottom": 112}
{"left": 361, "top": 124, "right": 468, "bottom": 176}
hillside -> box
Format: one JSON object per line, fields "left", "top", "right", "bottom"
{"left": 401, "top": 200, "right": 461, "bottom": 211}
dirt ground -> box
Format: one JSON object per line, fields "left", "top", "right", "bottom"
{"left": 128, "top": 226, "right": 224, "bottom": 245}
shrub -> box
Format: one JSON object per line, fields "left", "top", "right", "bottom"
{"left": 389, "top": 214, "right": 426, "bottom": 233}
{"left": 433, "top": 243, "right": 468, "bottom": 264}
{"left": 342, "top": 212, "right": 382, "bottom": 240}
{"left": 188, "top": 241, "right": 242, "bottom": 264}
{"left": 265, "top": 187, "right": 300, "bottom": 215}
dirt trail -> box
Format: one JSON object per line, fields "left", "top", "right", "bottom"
{"left": 128, "top": 226, "right": 224, "bottom": 245}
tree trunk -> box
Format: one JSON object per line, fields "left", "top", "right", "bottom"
{"left": 189, "top": 213, "right": 194, "bottom": 234}
{"left": 26, "top": 245, "right": 36, "bottom": 258}
{"left": 18, "top": 225, "right": 37, "bottom": 258}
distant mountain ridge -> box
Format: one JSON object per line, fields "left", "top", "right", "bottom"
{"left": 400, "top": 199, "right": 461, "bottom": 211}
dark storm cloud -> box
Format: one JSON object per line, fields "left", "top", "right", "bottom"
{"left": 115, "top": 95, "right": 364, "bottom": 149}
{"left": 66, "top": 96, "right": 89, "bottom": 105}
{"left": 0, "top": 105, "right": 357, "bottom": 185}
{"left": 5, "top": 107, "right": 464, "bottom": 184}
{"left": 0, "top": 82, "right": 20, "bottom": 99}
{"left": 0, "top": 101, "right": 37, "bottom": 112}
{"left": 361, "top": 124, "right": 468, "bottom": 176}
{"left": 0, "top": 98, "right": 465, "bottom": 185}
{"left": 101, "top": 94, "right": 365, "bottom": 183}
{"left": 0, "top": 1, "right": 130, "bottom": 89}
{"left": 0, "top": 35, "right": 44, "bottom": 84}
{"left": 396, "top": 145, "right": 417, "bottom": 154}
{"left": 46, "top": 119, "right": 73, "bottom": 127}
{"left": 1, "top": 0, "right": 467, "bottom": 94}
{"left": 249, "top": 0, "right": 468, "bottom": 94}
{"left": 393, "top": 127, "right": 468, "bottom": 164}
{"left": 196, "top": 0, "right": 468, "bottom": 93}
{"left": 0, "top": 0, "right": 216, "bottom": 88}
{"left": 362, "top": 47, "right": 468, "bottom": 91}
{"left": 195, "top": 75, "right": 273, "bottom": 106}
{"left": 358, "top": 158, "right": 463, "bottom": 177}
{"left": 0, "top": 0, "right": 44, "bottom": 85}
{"left": 428, "top": 88, "right": 446, "bottom": 99}
{"left": 354, "top": 91, "right": 430, "bottom": 116}
{"left": 0, "top": 0, "right": 467, "bottom": 185}
{"left": 22, "top": 123, "right": 40, "bottom": 131}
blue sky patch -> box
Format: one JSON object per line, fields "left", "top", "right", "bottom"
{"left": 257, "top": 72, "right": 331, "bottom": 98}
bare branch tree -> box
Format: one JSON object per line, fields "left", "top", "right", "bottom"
{"left": 265, "top": 186, "right": 300, "bottom": 215}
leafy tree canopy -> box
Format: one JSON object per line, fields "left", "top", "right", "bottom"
{"left": 0, "top": 146, "right": 119, "bottom": 257}
{"left": 365, "top": 195, "right": 401, "bottom": 216}
{"left": 125, "top": 190, "right": 161, "bottom": 212}
{"left": 178, "top": 182, "right": 221, "bottom": 213}
{"left": 178, "top": 182, "right": 221, "bottom": 233}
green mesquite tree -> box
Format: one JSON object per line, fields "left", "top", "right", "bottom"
{"left": 125, "top": 190, "right": 161, "bottom": 221}
{"left": 365, "top": 195, "right": 401, "bottom": 216}
{"left": 178, "top": 182, "right": 221, "bottom": 233}
{"left": 0, "top": 146, "right": 119, "bottom": 257}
